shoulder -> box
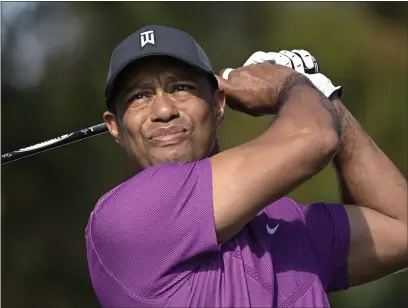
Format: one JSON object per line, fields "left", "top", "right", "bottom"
{"left": 262, "top": 197, "right": 348, "bottom": 228}
{"left": 256, "top": 197, "right": 349, "bottom": 262}
{"left": 261, "top": 197, "right": 308, "bottom": 222}
{"left": 250, "top": 197, "right": 312, "bottom": 241}
{"left": 85, "top": 159, "right": 219, "bottom": 302}
{"left": 93, "top": 159, "right": 212, "bottom": 214}
{"left": 258, "top": 197, "right": 350, "bottom": 293}
{"left": 85, "top": 159, "right": 214, "bottom": 240}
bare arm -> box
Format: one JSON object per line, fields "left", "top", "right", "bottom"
{"left": 332, "top": 99, "right": 408, "bottom": 287}
{"left": 211, "top": 68, "right": 340, "bottom": 243}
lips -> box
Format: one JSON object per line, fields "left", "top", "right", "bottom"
{"left": 150, "top": 126, "right": 186, "bottom": 138}
{"left": 148, "top": 126, "right": 188, "bottom": 144}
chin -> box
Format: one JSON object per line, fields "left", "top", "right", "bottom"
{"left": 150, "top": 149, "right": 195, "bottom": 165}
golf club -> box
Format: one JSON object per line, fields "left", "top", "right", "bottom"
{"left": 1, "top": 123, "right": 108, "bottom": 165}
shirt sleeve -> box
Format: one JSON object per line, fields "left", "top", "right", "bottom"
{"left": 86, "top": 158, "right": 218, "bottom": 302}
{"left": 292, "top": 200, "right": 350, "bottom": 292}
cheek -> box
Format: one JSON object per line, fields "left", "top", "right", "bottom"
{"left": 120, "top": 110, "right": 145, "bottom": 144}
{"left": 188, "top": 99, "right": 214, "bottom": 126}
{"left": 185, "top": 99, "right": 216, "bottom": 141}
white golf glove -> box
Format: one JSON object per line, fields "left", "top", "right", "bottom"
{"left": 222, "top": 49, "right": 342, "bottom": 99}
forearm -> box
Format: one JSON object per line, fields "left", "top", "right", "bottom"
{"left": 212, "top": 82, "right": 341, "bottom": 243}
{"left": 250, "top": 81, "right": 342, "bottom": 193}
{"left": 332, "top": 99, "right": 407, "bottom": 223}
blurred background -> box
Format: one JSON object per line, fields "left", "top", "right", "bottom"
{"left": 1, "top": 2, "right": 407, "bottom": 307}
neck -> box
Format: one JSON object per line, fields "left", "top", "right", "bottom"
{"left": 210, "top": 139, "right": 220, "bottom": 157}
{"left": 132, "top": 139, "right": 221, "bottom": 175}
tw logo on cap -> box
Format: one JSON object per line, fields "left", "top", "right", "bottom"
{"left": 140, "top": 30, "right": 155, "bottom": 48}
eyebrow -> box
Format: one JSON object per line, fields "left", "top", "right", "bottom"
{"left": 123, "top": 72, "right": 199, "bottom": 94}
{"left": 123, "top": 82, "right": 153, "bottom": 94}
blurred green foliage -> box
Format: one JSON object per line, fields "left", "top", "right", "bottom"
{"left": 1, "top": 2, "right": 407, "bottom": 307}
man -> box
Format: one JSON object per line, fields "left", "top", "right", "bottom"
{"left": 85, "top": 25, "right": 407, "bottom": 307}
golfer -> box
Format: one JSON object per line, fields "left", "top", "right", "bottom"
{"left": 85, "top": 25, "right": 407, "bottom": 307}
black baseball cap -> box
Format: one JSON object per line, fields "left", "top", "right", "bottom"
{"left": 105, "top": 25, "right": 218, "bottom": 109}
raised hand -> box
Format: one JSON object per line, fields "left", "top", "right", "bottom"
{"left": 215, "top": 62, "right": 312, "bottom": 116}
{"left": 241, "top": 49, "right": 342, "bottom": 99}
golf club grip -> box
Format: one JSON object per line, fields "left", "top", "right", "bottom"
{"left": 1, "top": 123, "right": 108, "bottom": 165}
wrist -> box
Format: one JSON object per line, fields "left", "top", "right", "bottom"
{"left": 331, "top": 101, "right": 358, "bottom": 163}
{"left": 332, "top": 99, "right": 351, "bottom": 135}
{"left": 276, "top": 73, "right": 317, "bottom": 111}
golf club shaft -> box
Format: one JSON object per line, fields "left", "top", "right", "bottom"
{"left": 1, "top": 123, "right": 108, "bottom": 165}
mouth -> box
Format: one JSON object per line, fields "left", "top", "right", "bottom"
{"left": 149, "top": 126, "right": 189, "bottom": 145}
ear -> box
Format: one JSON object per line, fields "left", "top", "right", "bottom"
{"left": 213, "top": 88, "right": 226, "bottom": 128}
{"left": 103, "top": 111, "right": 121, "bottom": 145}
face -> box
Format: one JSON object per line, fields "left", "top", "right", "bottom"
{"left": 104, "top": 57, "right": 225, "bottom": 169}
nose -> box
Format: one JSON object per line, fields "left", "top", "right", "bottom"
{"left": 149, "top": 92, "right": 180, "bottom": 123}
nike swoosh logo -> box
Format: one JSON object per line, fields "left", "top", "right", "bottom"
{"left": 266, "top": 223, "right": 279, "bottom": 235}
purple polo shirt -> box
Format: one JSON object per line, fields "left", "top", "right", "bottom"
{"left": 86, "top": 158, "right": 350, "bottom": 307}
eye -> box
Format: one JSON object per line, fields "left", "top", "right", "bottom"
{"left": 173, "top": 84, "right": 194, "bottom": 92}
{"left": 128, "top": 92, "right": 149, "bottom": 103}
